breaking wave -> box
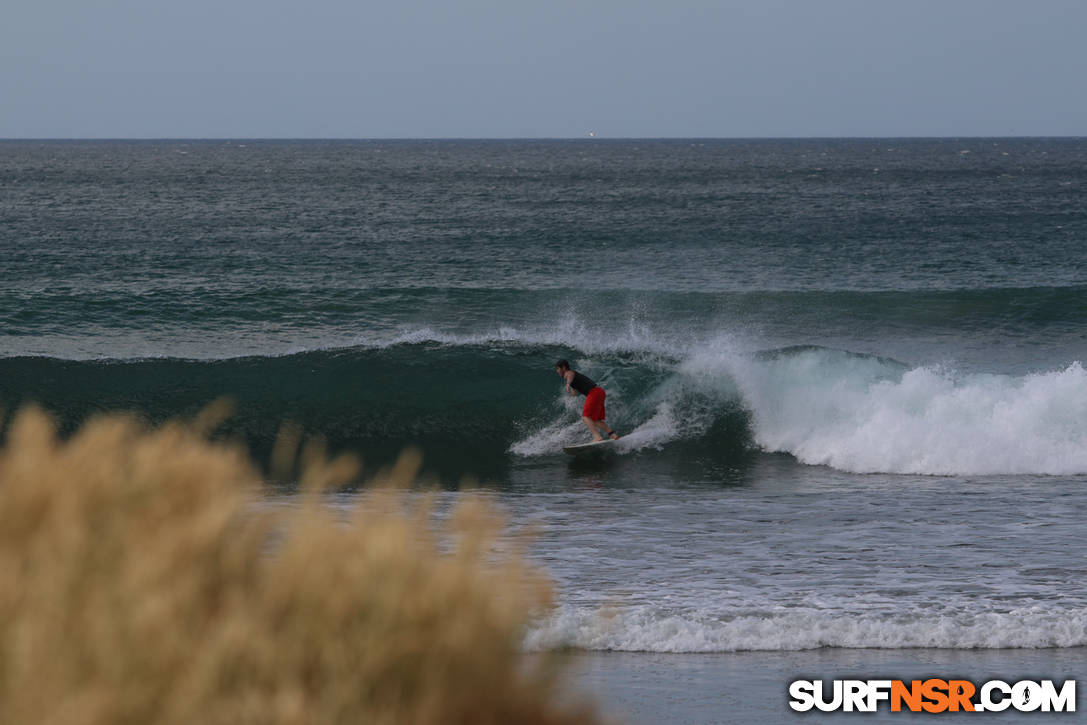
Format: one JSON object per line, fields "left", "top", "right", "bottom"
{"left": 4, "top": 328, "right": 1087, "bottom": 477}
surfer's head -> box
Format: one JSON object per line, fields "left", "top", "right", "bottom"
{"left": 554, "top": 359, "right": 570, "bottom": 375}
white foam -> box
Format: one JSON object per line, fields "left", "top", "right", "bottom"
{"left": 527, "top": 604, "right": 1087, "bottom": 653}
{"left": 732, "top": 353, "right": 1087, "bottom": 475}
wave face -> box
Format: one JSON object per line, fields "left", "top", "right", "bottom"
{"left": 0, "top": 345, "right": 560, "bottom": 480}
{"left": 5, "top": 334, "right": 1087, "bottom": 478}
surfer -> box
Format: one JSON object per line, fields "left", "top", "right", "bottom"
{"left": 555, "top": 359, "right": 620, "bottom": 442}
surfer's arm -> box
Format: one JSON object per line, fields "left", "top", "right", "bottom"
{"left": 563, "top": 370, "right": 576, "bottom": 395}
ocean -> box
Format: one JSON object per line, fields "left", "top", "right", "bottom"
{"left": 2, "top": 138, "right": 1085, "bottom": 722}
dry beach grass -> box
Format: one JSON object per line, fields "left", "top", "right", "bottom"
{"left": 0, "top": 405, "right": 601, "bottom": 725}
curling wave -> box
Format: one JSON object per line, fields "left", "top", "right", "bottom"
{"left": 4, "top": 335, "right": 1087, "bottom": 477}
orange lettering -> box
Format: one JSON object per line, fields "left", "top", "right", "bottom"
{"left": 921, "top": 679, "right": 950, "bottom": 713}
{"left": 891, "top": 680, "right": 923, "bottom": 712}
{"left": 948, "top": 680, "right": 976, "bottom": 712}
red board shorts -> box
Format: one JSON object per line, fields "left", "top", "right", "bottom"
{"left": 582, "top": 387, "right": 606, "bottom": 421}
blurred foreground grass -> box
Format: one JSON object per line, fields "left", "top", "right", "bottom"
{"left": 0, "top": 406, "right": 601, "bottom": 725}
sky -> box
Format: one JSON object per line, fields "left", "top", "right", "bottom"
{"left": 2, "top": 0, "right": 1085, "bottom": 138}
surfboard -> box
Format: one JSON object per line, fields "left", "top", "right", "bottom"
{"left": 563, "top": 438, "right": 619, "bottom": 455}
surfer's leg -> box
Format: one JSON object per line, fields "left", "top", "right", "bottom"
{"left": 581, "top": 416, "right": 604, "bottom": 441}
{"left": 596, "top": 420, "right": 619, "bottom": 440}
{"left": 589, "top": 418, "right": 619, "bottom": 440}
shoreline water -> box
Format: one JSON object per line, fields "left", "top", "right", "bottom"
{"left": 569, "top": 648, "right": 1086, "bottom": 724}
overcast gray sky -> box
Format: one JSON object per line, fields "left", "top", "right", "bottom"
{"left": 2, "top": 0, "right": 1085, "bottom": 138}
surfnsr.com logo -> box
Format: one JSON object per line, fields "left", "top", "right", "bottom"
{"left": 789, "top": 679, "right": 1076, "bottom": 713}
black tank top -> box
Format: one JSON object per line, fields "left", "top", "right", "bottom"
{"left": 569, "top": 371, "right": 597, "bottom": 396}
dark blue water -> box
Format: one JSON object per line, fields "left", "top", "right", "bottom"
{"left": 2, "top": 139, "right": 1086, "bottom": 663}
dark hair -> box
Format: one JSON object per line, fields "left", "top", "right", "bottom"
{"left": 555, "top": 359, "right": 570, "bottom": 370}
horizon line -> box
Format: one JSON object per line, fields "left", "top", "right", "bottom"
{"left": 2, "top": 134, "right": 1086, "bottom": 142}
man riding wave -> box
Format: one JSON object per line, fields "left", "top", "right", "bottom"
{"left": 555, "top": 359, "right": 620, "bottom": 442}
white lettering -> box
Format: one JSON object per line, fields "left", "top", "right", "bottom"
{"left": 866, "top": 680, "right": 892, "bottom": 711}
{"left": 981, "top": 680, "right": 1012, "bottom": 712}
{"left": 1039, "top": 679, "right": 1076, "bottom": 713}
{"left": 788, "top": 680, "right": 815, "bottom": 712}
{"left": 843, "top": 680, "right": 868, "bottom": 712}
{"left": 813, "top": 680, "right": 843, "bottom": 712}
{"left": 1013, "top": 680, "right": 1043, "bottom": 712}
